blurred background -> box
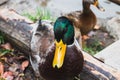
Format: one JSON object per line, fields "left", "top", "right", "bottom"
{"left": 0, "top": 0, "right": 120, "bottom": 18}
{"left": 0, "top": 0, "right": 120, "bottom": 55}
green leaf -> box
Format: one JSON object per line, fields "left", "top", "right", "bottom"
{"left": 0, "top": 32, "right": 4, "bottom": 44}
{"left": 0, "top": 49, "right": 12, "bottom": 57}
{"left": 22, "top": 7, "right": 56, "bottom": 22}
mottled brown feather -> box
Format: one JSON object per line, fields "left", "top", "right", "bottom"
{"left": 65, "top": 1, "right": 97, "bottom": 35}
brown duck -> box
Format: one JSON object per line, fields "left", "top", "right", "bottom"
{"left": 65, "top": 0, "right": 105, "bottom": 37}
{"left": 30, "top": 17, "right": 84, "bottom": 80}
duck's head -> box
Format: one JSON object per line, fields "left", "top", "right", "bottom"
{"left": 83, "top": 0, "right": 105, "bottom": 11}
{"left": 53, "top": 16, "right": 74, "bottom": 68}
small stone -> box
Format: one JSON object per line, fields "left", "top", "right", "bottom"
{"left": 106, "top": 16, "right": 120, "bottom": 40}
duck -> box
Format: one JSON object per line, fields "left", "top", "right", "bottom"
{"left": 65, "top": 0, "right": 105, "bottom": 43}
{"left": 30, "top": 17, "right": 84, "bottom": 80}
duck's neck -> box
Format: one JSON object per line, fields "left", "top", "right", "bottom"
{"left": 82, "top": 1, "right": 91, "bottom": 13}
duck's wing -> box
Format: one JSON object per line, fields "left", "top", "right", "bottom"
{"left": 64, "top": 11, "right": 82, "bottom": 25}
{"left": 66, "top": 11, "right": 82, "bottom": 20}
{"left": 30, "top": 20, "right": 54, "bottom": 77}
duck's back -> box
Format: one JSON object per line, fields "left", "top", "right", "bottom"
{"left": 66, "top": 10, "right": 96, "bottom": 35}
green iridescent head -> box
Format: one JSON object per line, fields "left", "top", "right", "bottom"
{"left": 53, "top": 16, "right": 75, "bottom": 68}
{"left": 54, "top": 16, "right": 74, "bottom": 45}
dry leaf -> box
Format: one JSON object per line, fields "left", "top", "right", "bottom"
{"left": 0, "top": 62, "right": 4, "bottom": 76}
{"left": 94, "top": 25, "right": 100, "bottom": 30}
{"left": 82, "top": 35, "right": 90, "bottom": 40}
{"left": 9, "top": 63, "right": 19, "bottom": 72}
{"left": 21, "top": 60, "right": 29, "bottom": 71}
{"left": 2, "top": 71, "right": 13, "bottom": 80}
{"left": 1, "top": 43, "right": 12, "bottom": 50}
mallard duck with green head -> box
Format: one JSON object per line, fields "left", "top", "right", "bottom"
{"left": 65, "top": 0, "right": 105, "bottom": 41}
{"left": 30, "top": 17, "right": 84, "bottom": 80}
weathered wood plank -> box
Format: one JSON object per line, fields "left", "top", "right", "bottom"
{"left": 81, "top": 52, "right": 120, "bottom": 80}
{"left": 0, "top": 9, "right": 120, "bottom": 80}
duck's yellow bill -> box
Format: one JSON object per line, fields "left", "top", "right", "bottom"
{"left": 52, "top": 40, "right": 66, "bottom": 68}
{"left": 94, "top": 0, "right": 105, "bottom": 12}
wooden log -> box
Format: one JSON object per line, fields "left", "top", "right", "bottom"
{"left": 0, "top": 9, "right": 33, "bottom": 55}
{"left": 0, "top": 9, "right": 120, "bottom": 80}
{"left": 109, "top": 0, "right": 120, "bottom": 5}
{"left": 81, "top": 52, "right": 120, "bottom": 80}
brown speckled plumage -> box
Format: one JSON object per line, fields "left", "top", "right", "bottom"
{"left": 66, "top": 0, "right": 104, "bottom": 35}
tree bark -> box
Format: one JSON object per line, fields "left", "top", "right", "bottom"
{"left": 0, "top": 9, "right": 33, "bottom": 55}
{"left": 0, "top": 9, "right": 120, "bottom": 80}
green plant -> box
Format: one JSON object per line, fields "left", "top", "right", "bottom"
{"left": 0, "top": 49, "right": 12, "bottom": 57}
{"left": 0, "top": 77, "right": 5, "bottom": 80}
{"left": 22, "top": 7, "right": 55, "bottom": 22}
{"left": 0, "top": 32, "right": 12, "bottom": 58}
{"left": 83, "top": 47, "right": 98, "bottom": 55}
{"left": 0, "top": 32, "right": 4, "bottom": 44}
{"left": 83, "top": 40, "right": 104, "bottom": 55}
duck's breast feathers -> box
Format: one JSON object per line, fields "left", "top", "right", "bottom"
{"left": 39, "top": 44, "right": 84, "bottom": 80}
{"left": 65, "top": 44, "right": 84, "bottom": 72}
